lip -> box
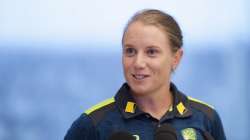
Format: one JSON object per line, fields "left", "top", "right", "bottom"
{"left": 131, "top": 73, "right": 150, "bottom": 81}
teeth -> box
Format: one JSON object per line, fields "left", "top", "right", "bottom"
{"left": 133, "top": 74, "right": 146, "bottom": 80}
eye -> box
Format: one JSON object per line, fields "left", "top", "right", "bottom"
{"left": 124, "top": 47, "right": 136, "bottom": 57}
{"left": 146, "top": 48, "right": 158, "bottom": 57}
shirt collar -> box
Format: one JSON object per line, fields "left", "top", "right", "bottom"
{"left": 115, "top": 83, "right": 144, "bottom": 119}
{"left": 114, "top": 82, "right": 192, "bottom": 120}
{"left": 166, "top": 82, "right": 192, "bottom": 119}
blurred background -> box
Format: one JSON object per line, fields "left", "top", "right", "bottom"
{"left": 0, "top": 0, "right": 249, "bottom": 140}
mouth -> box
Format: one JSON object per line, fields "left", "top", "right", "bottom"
{"left": 132, "top": 74, "right": 150, "bottom": 80}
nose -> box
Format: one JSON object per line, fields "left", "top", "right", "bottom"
{"left": 134, "top": 52, "right": 146, "bottom": 69}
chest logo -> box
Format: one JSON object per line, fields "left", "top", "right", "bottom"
{"left": 181, "top": 128, "right": 197, "bottom": 140}
{"left": 133, "top": 135, "right": 140, "bottom": 140}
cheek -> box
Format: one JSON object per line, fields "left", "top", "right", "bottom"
{"left": 154, "top": 58, "right": 173, "bottom": 75}
{"left": 122, "top": 57, "right": 131, "bottom": 72}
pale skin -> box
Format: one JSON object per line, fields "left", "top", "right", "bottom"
{"left": 122, "top": 21, "right": 183, "bottom": 120}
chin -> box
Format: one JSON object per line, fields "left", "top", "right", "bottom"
{"left": 128, "top": 83, "right": 151, "bottom": 96}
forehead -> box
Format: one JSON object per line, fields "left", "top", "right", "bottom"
{"left": 123, "top": 21, "right": 170, "bottom": 47}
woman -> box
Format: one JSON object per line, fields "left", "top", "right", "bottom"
{"left": 64, "top": 9, "right": 226, "bottom": 140}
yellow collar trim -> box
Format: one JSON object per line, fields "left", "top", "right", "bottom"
{"left": 125, "top": 101, "right": 136, "bottom": 113}
{"left": 177, "top": 102, "right": 186, "bottom": 115}
{"left": 85, "top": 97, "right": 115, "bottom": 115}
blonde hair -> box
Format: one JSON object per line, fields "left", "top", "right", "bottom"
{"left": 122, "top": 9, "right": 183, "bottom": 53}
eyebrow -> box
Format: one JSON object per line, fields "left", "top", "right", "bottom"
{"left": 145, "top": 45, "right": 161, "bottom": 50}
{"left": 124, "top": 44, "right": 160, "bottom": 48}
{"left": 123, "top": 44, "right": 135, "bottom": 48}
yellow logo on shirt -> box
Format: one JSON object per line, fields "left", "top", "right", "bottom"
{"left": 181, "top": 128, "right": 197, "bottom": 140}
{"left": 177, "top": 102, "right": 186, "bottom": 115}
{"left": 125, "top": 101, "right": 136, "bottom": 113}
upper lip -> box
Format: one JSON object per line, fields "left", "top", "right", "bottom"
{"left": 132, "top": 73, "right": 150, "bottom": 77}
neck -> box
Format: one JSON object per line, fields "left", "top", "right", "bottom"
{"left": 133, "top": 84, "right": 173, "bottom": 120}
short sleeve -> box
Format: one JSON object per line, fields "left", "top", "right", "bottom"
{"left": 211, "top": 110, "right": 226, "bottom": 140}
{"left": 64, "top": 113, "right": 98, "bottom": 140}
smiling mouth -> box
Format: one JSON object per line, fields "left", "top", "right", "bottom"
{"left": 132, "top": 74, "right": 150, "bottom": 80}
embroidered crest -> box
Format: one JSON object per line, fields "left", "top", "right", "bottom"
{"left": 133, "top": 135, "right": 140, "bottom": 140}
{"left": 181, "top": 128, "right": 197, "bottom": 140}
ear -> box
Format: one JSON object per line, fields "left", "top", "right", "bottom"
{"left": 172, "top": 48, "right": 183, "bottom": 70}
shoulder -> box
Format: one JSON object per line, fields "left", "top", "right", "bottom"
{"left": 64, "top": 98, "right": 116, "bottom": 140}
{"left": 85, "top": 97, "right": 115, "bottom": 115}
{"left": 64, "top": 113, "right": 96, "bottom": 140}
{"left": 187, "top": 96, "right": 226, "bottom": 139}
{"left": 84, "top": 97, "right": 116, "bottom": 126}
{"left": 187, "top": 96, "right": 216, "bottom": 121}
